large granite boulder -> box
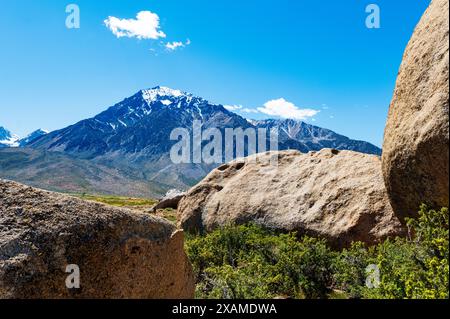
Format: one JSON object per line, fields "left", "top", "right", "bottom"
{"left": 382, "top": 0, "right": 449, "bottom": 219}
{"left": 0, "top": 179, "right": 195, "bottom": 299}
{"left": 178, "top": 149, "right": 404, "bottom": 248}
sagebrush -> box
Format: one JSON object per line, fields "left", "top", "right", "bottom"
{"left": 186, "top": 205, "right": 449, "bottom": 299}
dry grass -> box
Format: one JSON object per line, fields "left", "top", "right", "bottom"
{"left": 74, "top": 194, "right": 157, "bottom": 209}
{"left": 74, "top": 194, "right": 178, "bottom": 224}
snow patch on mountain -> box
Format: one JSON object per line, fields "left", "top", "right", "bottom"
{"left": 0, "top": 136, "right": 20, "bottom": 147}
{"left": 0, "top": 126, "right": 20, "bottom": 148}
{"left": 1, "top": 127, "right": 49, "bottom": 148}
{"left": 141, "top": 86, "right": 185, "bottom": 105}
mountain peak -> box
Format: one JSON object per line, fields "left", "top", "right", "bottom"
{"left": 30, "top": 128, "right": 49, "bottom": 135}
{"left": 141, "top": 86, "right": 189, "bottom": 103}
{"left": 0, "top": 126, "right": 12, "bottom": 139}
{"left": 16, "top": 129, "right": 49, "bottom": 147}
{"left": 0, "top": 126, "right": 19, "bottom": 148}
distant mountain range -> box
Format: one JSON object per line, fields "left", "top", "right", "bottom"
{"left": 0, "top": 127, "right": 19, "bottom": 148}
{"left": 0, "top": 86, "right": 381, "bottom": 197}
{"left": 0, "top": 127, "right": 48, "bottom": 148}
{"left": 253, "top": 119, "right": 381, "bottom": 155}
{"left": 18, "top": 129, "right": 49, "bottom": 147}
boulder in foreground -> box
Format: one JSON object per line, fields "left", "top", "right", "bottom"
{"left": 179, "top": 149, "right": 405, "bottom": 248}
{"left": 382, "top": 0, "right": 449, "bottom": 219}
{"left": 0, "top": 179, "right": 195, "bottom": 299}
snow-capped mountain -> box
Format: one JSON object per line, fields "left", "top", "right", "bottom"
{"left": 30, "top": 86, "right": 381, "bottom": 156}
{"left": 0, "top": 127, "right": 49, "bottom": 148}
{"left": 18, "top": 129, "right": 49, "bottom": 147}
{"left": 4, "top": 86, "right": 381, "bottom": 196}
{"left": 255, "top": 119, "right": 381, "bottom": 155}
{"left": 0, "top": 127, "right": 19, "bottom": 148}
{"left": 30, "top": 86, "right": 250, "bottom": 156}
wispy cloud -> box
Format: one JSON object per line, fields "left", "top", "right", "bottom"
{"left": 165, "top": 39, "right": 191, "bottom": 51}
{"left": 104, "top": 11, "right": 166, "bottom": 40}
{"left": 225, "top": 105, "right": 260, "bottom": 114}
{"left": 224, "top": 104, "right": 243, "bottom": 111}
{"left": 241, "top": 108, "right": 260, "bottom": 114}
{"left": 257, "top": 98, "right": 319, "bottom": 120}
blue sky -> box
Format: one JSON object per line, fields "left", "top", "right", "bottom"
{"left": 0, "top": 0, "right": 430, "bottom": 146}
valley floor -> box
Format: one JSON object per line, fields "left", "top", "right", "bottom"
{"left": 73, "top": 193, "right": 178, "bottom": 223}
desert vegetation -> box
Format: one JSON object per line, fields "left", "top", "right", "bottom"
{"left": 185, "top": 205, "right": 449, "bottom": 299}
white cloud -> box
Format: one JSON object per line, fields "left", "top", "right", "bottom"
{"left": 165, "top": 41, "right": 184, "bottom": 50}
{"left": 224, "top": 104, "right": 243, "bottom": 111}
{"left": 241, "top": 108, "right": 260, "bottom": 114}
{"left": 104, "top": 11, "right": 166, "bottom": 40}
{"left": 225, "top": 105, "right": 260, "bottom": 114}
{"left": 257, "top": 98, "right": 319, "bottom": 120}
{"left": 165, "top": 39, "right": 191, "bottom": 51}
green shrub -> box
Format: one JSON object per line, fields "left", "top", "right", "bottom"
{"left": 185, "top": 224, "right": 277, "bottom": 279}
{"left": 186, "top": 224, "right": 335, "bottom": 299}
{"left": 274, "top": 236, "right": 334, "bottom": 298}
{"left": 332, "top": 242, "right": 374, "bottom": 298}
{"left": 364, "top": 205, "right": 449, "bottom": 299}
{"left": 196, "top": 261, "right": 276, "bottom": 299}
{"left": 185, "top": 205, "right": 449, "bottom": 299}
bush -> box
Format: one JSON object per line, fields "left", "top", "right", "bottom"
{"left": 275, "top": 236, "right": 334, "bottom": 298}
{"left": 186, "top": 224, "right": 335, "bottom": 299}
{"left": 185, "top": 205, "right": 449, "bottom": 299}
{"left": 364, "top": 205, "right": 449, "bottom": 299}
{"left": 332, "top": 242, "right": 374, "bottom": 298}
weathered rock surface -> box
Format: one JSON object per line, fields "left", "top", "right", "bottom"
{"left": 178, "top": 149, "right": 404, "bottom": 248}
{"left": 151, "top": 189, "right": 186, "bottom": 212}
{"left": 382, "top": 0, "right": 449, "bottom": 219}
{"left": 0, "top": 179, "right": 195, "bottom": 299}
